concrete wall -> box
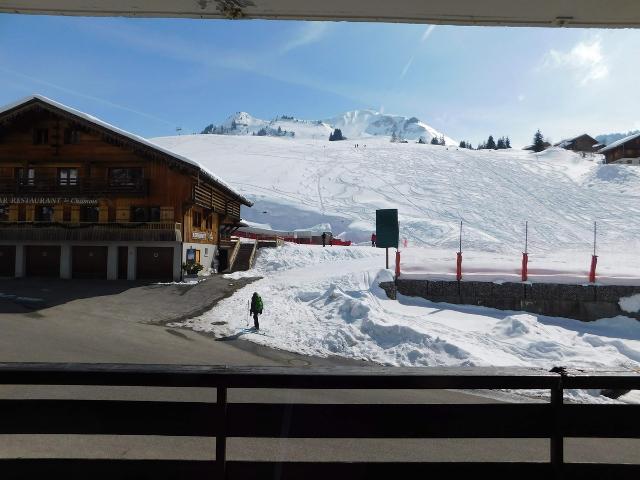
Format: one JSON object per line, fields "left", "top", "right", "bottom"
{"left": 380, "top": 279, "right": 640, "bottom": 322}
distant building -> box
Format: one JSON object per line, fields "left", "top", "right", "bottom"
{"left": 598, "top": 132, "right": 640, "bottom": 165}
{"left": 522, "top": 142, "right": 550, "bottom": 152}
{"left": 554, "top": 134, "right": 599, "bottom": 153}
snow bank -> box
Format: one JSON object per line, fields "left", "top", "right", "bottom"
{"left": 178, "top": 245, "right": 640, "bottom": 402}
{"left": 620, "top": 294, "right": 640, "bottom": 313}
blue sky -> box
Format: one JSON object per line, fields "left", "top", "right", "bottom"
{"left": 1, "top": 14, "right": 639, "bottom": 146}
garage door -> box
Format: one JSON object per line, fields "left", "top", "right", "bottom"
{"left": 136, "top": 247, "right": 174, "bottom": 281}
{"left": 26, "top": 245, "right": 61, "bottom": 277}
{"left": 0, "top": 246, "right": 15, "bottom": 277}
{"left": 72, "top": 246, "right": 108, "bottom": 279}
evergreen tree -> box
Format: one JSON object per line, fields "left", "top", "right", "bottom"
{"left": 532, "top": 129, "right": 546, "bottom": 152}
{"left": 486, "top": 135, "right": 496, "bottom": 149}
{"left": 418, "top": 137, "right": 426, "bottom": 144}
{"left": 459, "top": 140, "right": 467, "bottom": 149}
{"left": 496, "top": 137, "right": 505, "bottom": 149}
{"left": 505, "top": 137, "right": 511, "bottom": 149}
{"left": 329, "top": 128, "right": 345, "bottom": 141}
{"left": 430, "top": 136, "right": 440, "bottom": 145}
{"left": 438, "top": 135, "right": 446, "bottom": 146}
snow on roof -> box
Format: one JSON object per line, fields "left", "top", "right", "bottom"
{"left": 0, "top": 95, "right": 252, "bottom": 206}
{"left": 598, "top": 131, "right": 640, "bottom": 154}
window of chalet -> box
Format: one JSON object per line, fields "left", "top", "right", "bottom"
{"left": 33, "top": 128, "right": 48, "bottom": 145}
{"left": 131, "top": 206, "right": 160, "bottom": 222}
{"left": 15, "top": 168, "right": 35, "bottom": 186}
{"left": 35, "top": 205, "right": 54, "bottom": 222}
{"left": 0, "top": 205, "right": 8, "bottom": 221}
{"left": 58, "top": 168, "right": 78, "bottom": 186}
{"left": 80, "top": 206, "right": 99, "bottom": 222}
{"left": 109, "top": 168, "right": 143, "bottom": 186}
{"left": 192, "top": 210, "right": 202, "bottom": 228}
{"left": 63, "top": 128, "right": 80, "bottom": 145}
{"left": 205, "top": 213, "right": 213, "bottom": 229}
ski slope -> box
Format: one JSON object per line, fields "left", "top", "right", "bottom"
{"left": 153, "top": 134, "right": 640, "bottom": 256}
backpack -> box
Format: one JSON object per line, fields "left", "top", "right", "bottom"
{"left": 253, "top": 294, "right": 263, "bottom": 313}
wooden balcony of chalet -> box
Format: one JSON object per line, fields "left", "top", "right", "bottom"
{"left": 0, "top": 177, "right": 149, "bottom": 197}
{"left": 0, "top": 222, "right": 182, "bottom": 242}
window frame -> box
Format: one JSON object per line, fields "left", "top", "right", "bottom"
{"left": 35, "top": 205, "right": 55, "bottom": 222}
{"left": 58, "top": 168, "right": 79, "bottom": 186}
{"left": 33, "top": 128, "right": 49, "bottom": 145}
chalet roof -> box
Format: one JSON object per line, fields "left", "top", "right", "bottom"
{"left": 0, "top": 95, "right": 252, "bottom": 207}
{"left": 598, "top": 131, "right": 640, "bottom": 154}
{"left": 553, "top": 133, "right": 596, "bottom": 148}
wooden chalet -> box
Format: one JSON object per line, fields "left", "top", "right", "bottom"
{"left": 554, "top": 134, "right": 599, "bottom": 153}
{"left": 0, "top": 95, "right": 252, "bottom": 281}
{"left": 597, "top": 132, "right": 640, "bottom": 165}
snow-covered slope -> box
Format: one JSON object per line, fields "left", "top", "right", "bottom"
{"left": 151, "top": 135, "right": 639, "bottom": 254}
{"left": 201, "top": 109, "right": 453, "bottom": 143}
{"left": 326, "top": 109, "right": 455, "bottom": 144}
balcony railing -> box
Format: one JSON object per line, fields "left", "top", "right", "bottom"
{"left": 0, "top": 363, "right": 637, "bottom": 479}
{"left": 0, "top": 177, "right": 149, "bottom": 197}
{"left": 0, "top": 221, "right": 182, "bottom": 242}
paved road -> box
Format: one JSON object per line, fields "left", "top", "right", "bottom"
{"left": 0, "top": 277, "right": 637, "bottom": 463}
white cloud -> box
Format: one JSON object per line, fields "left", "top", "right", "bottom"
{"left": 517, "top": 94, "right": 525, "bottom": 102}
{"left": 280, "top": 22, "right": 330, "bottom": 54}
{"left": 542, "top": 37, "right": 609, "bottom": 85}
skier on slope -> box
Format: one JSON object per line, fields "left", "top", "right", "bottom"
{"left": 321, "top": 232, "right": 327, "bottom": 247}
{"left": 250, "top": 292, "right": 263, "bottom": 330}
{"left": 371, "top": 232, "right": 377, "bottom": 247}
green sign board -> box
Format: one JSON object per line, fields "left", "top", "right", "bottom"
{"left": 376, "top": 209, "right": 399, "bottom": 248}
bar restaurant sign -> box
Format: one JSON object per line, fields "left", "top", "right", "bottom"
{"left": 0, "top": 196, "right": 99, "bottom": 206}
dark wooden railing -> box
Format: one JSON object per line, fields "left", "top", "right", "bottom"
{"left": 0, "top": 363, "right": 638, "bottom": 480}
{"left": 0, "top": 222, "right": 182, "bottom": 242}
{"left": 0, "top": 177, "right": 149, "bottom": 196}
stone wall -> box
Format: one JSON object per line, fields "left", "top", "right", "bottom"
{"left": 379, "top": 279, "right": 640, "bottom": 322}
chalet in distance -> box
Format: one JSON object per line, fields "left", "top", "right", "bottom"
{"left": 554, "top": 134, "right": 600, "bottom": 153}
{"left": 0, "top": 95, "right": 251, "bottom": 281}
{"left": 597, "top": 132, "right": 640, "bottom": 165}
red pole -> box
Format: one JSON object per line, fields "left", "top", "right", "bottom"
{"left": 521, "top": 252, "right": 528, "bottom": 282}
{"left": 589, "top": 255, "right": 597, "bottom": 283}
{"left": 395, "top": 250, "right": 401, "bottom": 278}
{"left": 456, "top": 251, "right": 462, "bottom": 281}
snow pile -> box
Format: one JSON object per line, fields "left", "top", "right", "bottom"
{"left": 620, "top": 294, "right": 640, "bottom": 314}
{"left": 179, "top": 244, "right": 640, "bottom": 401}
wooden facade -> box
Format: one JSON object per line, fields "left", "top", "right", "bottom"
{"left": 0, "top": 95, "right": 251, "bottom": 279}
{"left": 554, "top": 134, "right": 598, "bottom": 153}
{"left": 599, "top": 134, "right": 640, "bottom": 164}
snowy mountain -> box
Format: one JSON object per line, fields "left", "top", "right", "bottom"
{"left": 325, "top": 109, "right": 456, "bottom": 144}
{"left": 200, "top": 109, "right": 454, "bottom": 144}
{"left": 151, "top": 135, "right": 637, "bottom": 254}
{"left": 596, "top": 130, "right": 640, "bottom": 146}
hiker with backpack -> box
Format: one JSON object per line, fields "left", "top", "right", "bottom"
{"left": 250, "top": 292, "right": 263, "bottom": 330}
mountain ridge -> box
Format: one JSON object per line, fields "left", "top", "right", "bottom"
{"left": 201, "top": 109, "right": 456, "bottom": 144}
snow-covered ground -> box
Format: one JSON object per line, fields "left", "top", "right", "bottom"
{"left": 156, "top": 133, "right": 640, "bottom": 401}
{"left": 152, "top": 135, "right": 640, "bottom": 255}
{"left": 177, "top": 244, "right": 640, "bottom": 403}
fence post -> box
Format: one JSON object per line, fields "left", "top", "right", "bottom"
{"left": 216, "top": 386, "right": 228, "bottom": 479}
{"left": 550, "top": 376, "right": 564, "bottom": 479}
